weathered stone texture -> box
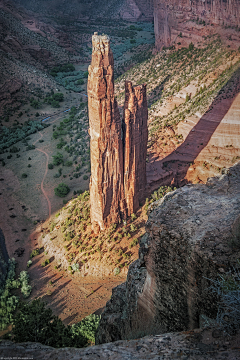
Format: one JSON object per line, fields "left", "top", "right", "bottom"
{"left": 124, "top": 81, "right": 148, "bottom": 215}
{"left": 88, "top": 33, "right": 126, "bottom": 231}
{"left": 88, "top": 34, "right": 148, "bottom": 230}
{"left": 153, "top": 0, "right": 240, "bottom": 50}
{"left": 1, "top": 328, "right": 240, "bottom": 359}
{"left": 96, "top": 163, "right": 240, "bottom": 343}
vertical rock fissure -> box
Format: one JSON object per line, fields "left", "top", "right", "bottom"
{"left": 88, "top": 32, "right": 148, "bottom": 231}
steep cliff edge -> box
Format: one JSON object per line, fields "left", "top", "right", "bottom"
{"left": 96, "top": 162, "right": 240, "bottom": 343}
{"left": 154, "top": 0, "right": 240, "bottom": 50}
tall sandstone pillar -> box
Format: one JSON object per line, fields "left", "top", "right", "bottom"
{"left": 88, "top": 32, "right": 148, "bottom": 231}
{"left": 124, "top": 81, "right": 148, "bottom": 216}
{"left": 88, "top": 33, "right": 125, "bottom": 232}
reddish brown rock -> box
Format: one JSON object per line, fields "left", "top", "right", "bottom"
{"left": 88, "top": 33, "right": 126, "bottom": 231}
{"left": 124, "top": 81, "right": 148, "bottom": 216}
{"left": 88, "top": 33, "right": 148, "bottom": 231}
{"left": 153, "top": 0, "right": 240, "bottom": 50}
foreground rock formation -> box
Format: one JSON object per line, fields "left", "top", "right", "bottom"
{"left": 88, "top": 33, "right": 148, "bottom": 231}
{"left": 154, "top": 0, "right": 240, "bottom": 50}
{"left": 96, "top": 162, "right": 240, "bottom": 343}
{"left": 1, "top": 328, "right": 240, "bottom": 359}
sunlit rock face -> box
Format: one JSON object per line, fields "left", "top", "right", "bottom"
{"left": 153, "top": 0, "right": 240, "bottom": 50}
{"left": 88, "top": 33, "right": 126, "bottom": 232}
{"left": 124, "top": 81, "right": 148, "bottom": 216}
{"left": 88, "top": 33, "right": 148, "bottom": 231}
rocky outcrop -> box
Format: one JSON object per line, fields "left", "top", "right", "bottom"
{"left": 124, "top": 81, "right": 148, "bottom": 216}
{"left": 88, "top": 33, "right": 148, "bottom": 231}
{"left": 1, "top": 328, "right": 240, "bottom": 359}
{"left": 88, "top": 33, "right": 126, "bottom": 232}
{"left": 153, "top": 0, "right": 240, "bottom": 50}
{"left": 96, "top": 162, "right": 240, "bottom": 343}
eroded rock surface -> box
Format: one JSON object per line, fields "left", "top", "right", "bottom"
{"left": 154, "top": 0, "right": 240, "bottom": 50}
{"left": 1, "top": 328, "right": 240, "bottom": 359}
{"left": 124, "top": 81, "right": 148, "bottom": 215}
{"left": 88, "top": 34, "right": 148, "bottom": 230}
{"left": 96, "top": 163, "right": 240, "bottom": 343}
{"left": 88, "top": 33, "right": 125, "bottom": 231}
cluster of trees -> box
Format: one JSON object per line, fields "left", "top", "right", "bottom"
{"left": 44, "top": 92, "right": 64, "bottom": 108}
{"left": 50, "top": 63, "right": 75, "bottom": 77}
{"left": 0, "top": 121, "right": 49, "bottom": 153}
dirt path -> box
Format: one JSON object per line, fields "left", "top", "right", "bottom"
{"left": 33, "top": 132, "right": 51, "bottom": 219}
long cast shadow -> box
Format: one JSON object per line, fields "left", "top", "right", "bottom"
{"left": 148, "top": 65, "right": 240, "bottom": 188}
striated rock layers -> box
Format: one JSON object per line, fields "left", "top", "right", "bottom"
{"left": 96, "top": 162, "right": 240, "bottom": 343}
{"left": 154, "top": 0, "right": 240, "bottom": 50}
{"left": 88, "top": 33, "right": 148, "bottom": 231}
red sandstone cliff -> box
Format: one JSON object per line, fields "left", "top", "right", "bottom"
{"left": 88, "top": 33, "right": 148, "bottom": 231}
{"left": 154, "top": 0, "right": 240, "bottom": 50}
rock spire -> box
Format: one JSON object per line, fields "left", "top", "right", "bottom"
{"left": 88, "top": 32, "right": 148, "bottom": 231}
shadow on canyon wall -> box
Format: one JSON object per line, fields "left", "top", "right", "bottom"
{"left": 150, "top": 64, "right": 240, "bottom": 188}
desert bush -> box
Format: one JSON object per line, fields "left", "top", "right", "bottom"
{"left": 21, "top": 173, "right": 27, "bottom": 178}
{"left": 53, "top": 152, "right": 64, "bottom": 166}
{"left": 19, "top": 271, "right": 31, "bottom": 298}
{"left": 71, "top": 314, "right": 100, "bottom": 344}
{"left": 54, "top": 183, "right": 70, "bottom": 197}
{"left": 204, "top": 264, "right": 240, "bottom": 334}
{"left": 130, "top": 238, "right": 138, "bottom": 248}
{"left": 41, "top": 259, "right": 50, "bottom": 267}
{"left": 151, "top": 185, "right": 176, "bottom": 201}
{"left": 71, "top": 263, "right": 79, "bottom": 272}
{"left": 48, "top": 163, "right": 54, "bottom": 169}
{"left": 30, "top": 248, "right": 40, "bottom": 258}
{"left": 114, "top": 267, "right": 120, "bottom": 276}
{"left": 13, "top": 298, "right": 87, "bottom": 348}
{"left": 0, "top": 259, "right": 19, "bottom": 330}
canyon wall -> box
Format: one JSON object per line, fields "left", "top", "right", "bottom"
{"left": 153, "top": 0, "right": 240, "bottom": 50}
{"left": 88, "top": 33, "right": 148, "bottom": 231}
{"left": 96, "top": 162, "right": 240, "bottom": 343}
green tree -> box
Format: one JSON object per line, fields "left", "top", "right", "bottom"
{"left": 54, "top": 183, "right": 70, "bottom": 197}
{"left": 13, "top": 299, "right": 87, "bottom": 348}
{"left": 53, "top": 152, "right": 63, "bottom": 166}
{"left": 53, "top": 93, "right": 64, "bottom": 102}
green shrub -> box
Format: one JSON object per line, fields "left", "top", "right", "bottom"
{"left": 71, "top": 263, "right": 79, "bottom": 272}
{"left": 0, "top": 258, "right": 19, "bottom": 330}
{"left": 54, "top": 183, "right": 70, "bottom": 197}
{"left": 19, "top": 271, "right": 32, "bottom": 298}
{"left": 53, "top": 152, "right": 63, "bottom": 166}
{"left": 41, "top": 259, "right": 50, "bottom": 267}
{"left": 48, "top": 163, "right": 54, "bottom": 169}
{"left": 65, "top": 161, "right": 73, "bottom": 167}
{"left": 21, "top": 173, "right": 27, "bottom": 178}
{"left": 83, "top": 175, "right": 88, "bottom": 180}
{"left": 30, "top": 248, "right": 40, "bottom": 258}
{"left": 71, "top": 314, "right": 101, "bottom": 344}
{"left": 13, "top": 298, "right": 87, "bottom": 348}
{"left": 114, "top": 267, "right": 120, "bottom": 276}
